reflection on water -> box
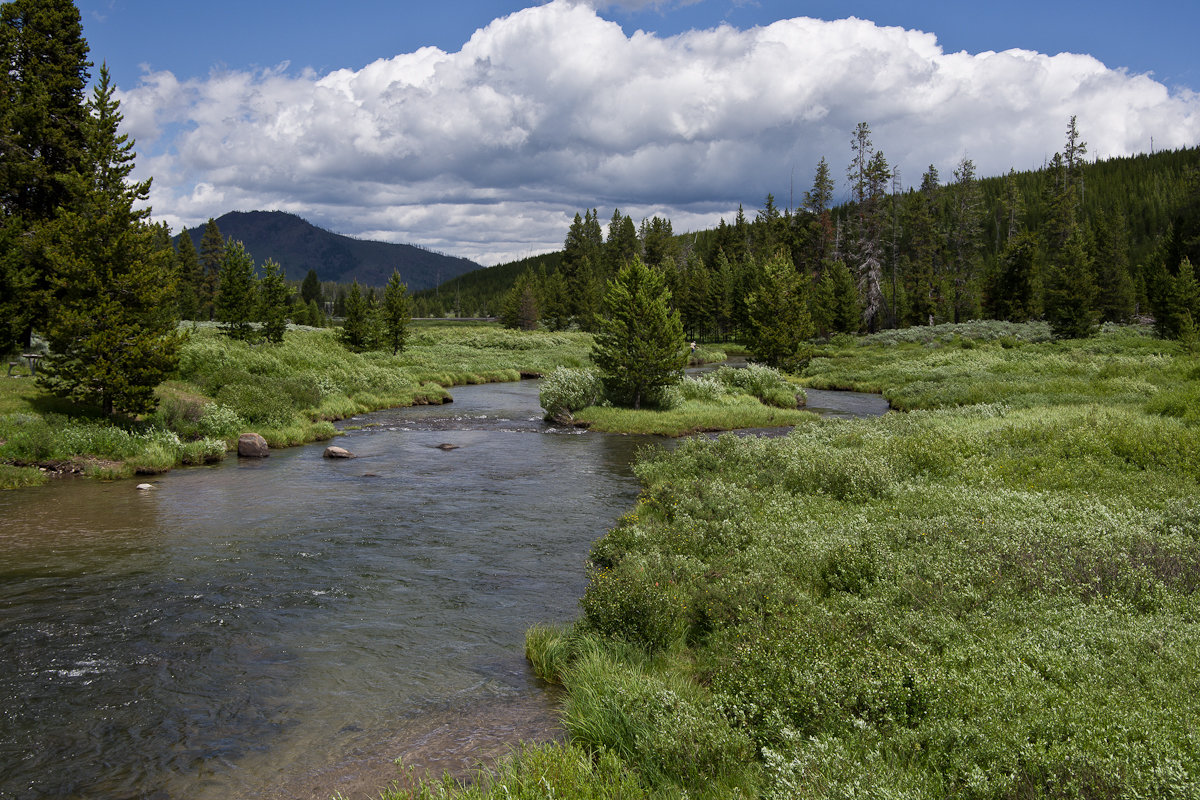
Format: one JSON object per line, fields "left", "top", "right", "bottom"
{"left": 0, "top": 378, "right": 884, "bottom": 800}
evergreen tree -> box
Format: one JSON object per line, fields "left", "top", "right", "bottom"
{"left": 380, "top": 269, "right": 412, "bottom": 353}
{"left": 339, "top": 280, "right": 374, "bottom": 350}
{"left": 605, "top": 209, "right": 640, "bottom": 272}
{"left": 37, "top": 66, "right": 179, "bottom": 416}
{"left": 591, "top": 257, "right": 686, "bottom": 409}
{"left": 1093, "top": 210, "right": 1136, "bottom": 322}
{"left": 1155, "top": 258, "right": 1200, "bottom": 340}
{"left": 989, "top": 231, "right": 1042, "bottom": 321}
{"left": 814, "top": 259, "right": 862, "bottom": 335}
{"left": 198, "top": 218, "right": 223, "bottom": 319}
{"left": 745, "top": 252, "right": 814, "bottom": 372}
{"left": 300, "top": 268, "right": 322, "bottom": 306}
{"left": 258, "top": 258, "right": 289, "bottom": 344}
{"left": 500, "top": 270, "right": 539, "bottom": 330}
{"left": 174, "top": 226, "right": 202, "bottom": 320}
{"left": 801, "top": 156, "right": 836, "bottom": 270}
{"left": 538, "top": 268, "right": 570, "bottom": 331}
{"left": 846, "top": 123, "right": 890, "bottom": 330}
{"left": 948, "top": 157, "right": 983, "bottom": 320}
{"left": 0, "top": 0, "right": 91, "bottom": 349}
{"left": 1045, "top": 224, "right": 1098, "bottom": 338}
{"left": 216, "top": 239, "right": 257, "bottom": 340}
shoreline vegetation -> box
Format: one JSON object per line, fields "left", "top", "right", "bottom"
{"left": 1, "top": 322, "right": 597, "bottom": 489}
{"left": 0, "top": 322, "right": 768, "bottom": 490}
{"left": 386, "top": 320, "right": 1200, "bottom": 799}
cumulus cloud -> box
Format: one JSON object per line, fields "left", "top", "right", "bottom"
{"left": 119, "top": 1, "right": 1200, "bottom": 264}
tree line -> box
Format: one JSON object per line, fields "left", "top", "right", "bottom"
{"left": 466, "top": 119, "right": 1199, "bottom": 348}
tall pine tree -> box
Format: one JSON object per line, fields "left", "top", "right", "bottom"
{"left": 591, "top": 257, "right": 686, "bottom": 409}
{"left": 38, "top": 66, "right": 180, "bottom": 416}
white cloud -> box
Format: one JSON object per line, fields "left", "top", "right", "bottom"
{"left": 120, "top": 1, "right": 1200, "bottom": 265}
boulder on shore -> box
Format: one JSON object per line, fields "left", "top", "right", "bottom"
{"left": 323, "top": 446, "right": 355, "bottom": 459}
{"left": 237, "top": 433, "right": 270, "bottom": 458}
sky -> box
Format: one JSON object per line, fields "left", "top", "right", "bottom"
{"left": 76, "top": 0, "right": 1200, "bottom": 266}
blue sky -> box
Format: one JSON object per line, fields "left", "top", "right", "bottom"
{"left": 79, "top": 1, "right": 1200, "bottom": 93}
{"left": 74, "top": 0, "right": 1200, "bottom": 264}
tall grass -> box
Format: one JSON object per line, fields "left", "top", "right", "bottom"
{"left": 1, "top": 324, "right": 595, "bottom": 484}
{"left": 502, "top": 322, "right": 1200, "bottom": 799}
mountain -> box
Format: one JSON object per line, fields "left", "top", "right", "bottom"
{"left": 177, "top": 211, "right": 481, "bottom": 291}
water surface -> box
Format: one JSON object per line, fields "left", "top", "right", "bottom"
{"left": 0, "top": 378, "right": 885, "bottom": 800}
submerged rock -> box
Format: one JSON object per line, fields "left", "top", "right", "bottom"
{"left": 237, "top": 433, "right": 270, "bottom": 458}
{"left": 324, "top": 446, "right": 355, "bottom": 459}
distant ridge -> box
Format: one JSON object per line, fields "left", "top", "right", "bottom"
{"left": 177, "top": 210, "right": 481, "bottom": 291}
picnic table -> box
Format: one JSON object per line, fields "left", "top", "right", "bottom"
{"left": 21, "top": 353, "right": 42, "bottom": 376}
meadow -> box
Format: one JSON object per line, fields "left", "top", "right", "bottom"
{"left": 389, "top": 321, "right": 1200, "bottom": 799}
{"left": 0, "top": 323, "right": 593, "bottom": 487}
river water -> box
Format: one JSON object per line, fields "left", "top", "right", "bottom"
{"left": 0, "top": 379, "right": 887, "bottom": 800}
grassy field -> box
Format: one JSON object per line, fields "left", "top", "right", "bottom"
{"left": 388, "top": 321, "right": 1200, "bottom": 799}
{"left": 0, "top": 324, "right": 594, "bottom": 487}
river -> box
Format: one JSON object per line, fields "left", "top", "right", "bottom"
{"left": 0, "top": 379, "right": 887, "bottom": 800}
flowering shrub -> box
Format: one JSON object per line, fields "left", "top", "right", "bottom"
{"left": 539, "top": 367, "right": 605, "bottom": 421}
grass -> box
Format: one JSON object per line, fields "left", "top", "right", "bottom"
{"left": 573, "top": 397, "right": 815, "bottom": 436}
{"left": 1, "top": 324, "right": 595, "bottom": 485}
{"left": 401, "top": 320, "right": 1200, "bottom": 800}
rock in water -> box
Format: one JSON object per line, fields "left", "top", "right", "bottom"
{"left": 136, "top": 483, "right": 154, "bottom": 491}
{"left": 323, "top": 446, "right": 355, "bottom": 459}
{"left": 436, "top": 443, "right": 460, "bottom": 451}
{"left": 237, "top": 433, "right": 270, "bottom": 458}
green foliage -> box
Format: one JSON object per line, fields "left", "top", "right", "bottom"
{"left": 36, "top": 67, "right": 181, "bottom": 417}
{"left": 339, "top": 279, "right": 376, "bottom": 351}
{"left": 257, "top": 258, "right": 289, "bottom": 344}
{"left": 538, "top": 366, "right": 604, "bottom": 421}
{"left": 592, "top": 257, "right": 687, "bottom": 409}
{"left": 1045, "top": 224, "right": 1099, "bottom": 338}
{"left": 560, "top": 645, "right": 757, "bottom": 794}
{"left": 745, "top": 252, "right": 815, "bottom": 372}
{"left": 380, "top": 270, "right": 412, "bottom": 354}
{"left": 500, "top": 269, "right": 539, "bottom": 330}
{"left": 216, "top": 239, "right": 258, "bottom": 340}
{"left": 540, "top": 326, "right": 1200, "bottom": 799}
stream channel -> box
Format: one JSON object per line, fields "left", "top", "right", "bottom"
{"left": 0, "top": 378, "right": 887, "bottom": 800}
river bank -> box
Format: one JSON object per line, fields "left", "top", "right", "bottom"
{"left": 393, "top": 321, "right": 1200, "bottom": 800}
{"left": 0, "top": 324, "right": 596, "bottom": 488}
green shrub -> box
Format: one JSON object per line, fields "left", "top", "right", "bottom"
{"left": 561, "top": 647, "right": 757, "bottom": 793}
{"left": 539, "top": 367, "right": 605, "bottom": 420}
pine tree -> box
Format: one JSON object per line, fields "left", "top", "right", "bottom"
{"left": 1156, "top": 258, "right": 1200, "bottom": 340}
{"left": 538, "top": 268, "right": 570, "bottom": 331}
{"left": 745, "top": 252, "right": 814, "bottom": 372}
{"left": 605, "top": 209, "right": 640, "bottom": 272}
{"left": 846, "top": 123, "right": 890, "bottom": 330}
{"left": 174, "top": 227, "right": 202, "bottom": 320}
{"left": 339, "top": 280, "right": 374, "bottom": 351}
{"left": 38, "top": 66, "right": 180, "bottom": 416}
{"left": 0, "top": 0, "right": 91, "bottom": 349}
{"left": 216, "top": 239, "right": 257, "bottom": 340}
{"left": 381, "top": 269, "right": 412, "bottom": 353}
{"left": 948, "top": 157, "right": 983, "bottom": 321}
{"left": 300, "top": 268, "right": 322, "bottom": 306}
{"left": 500, "top": 270, "right": 539, "bottom": 331}
{"left": 989, "top": 231, "right": 1042, "bottom": 321}
{"left": 1045, "top": 224, "right": 1098, "bottom": 338}
{"left": 198, "top": 218, "right": 223, "bottom": 319}
{"left": 258, "top": 258, "right": 289, "bottom": 344}
{"left": 591, "top": 257, "right": 687, "bottom": 409}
